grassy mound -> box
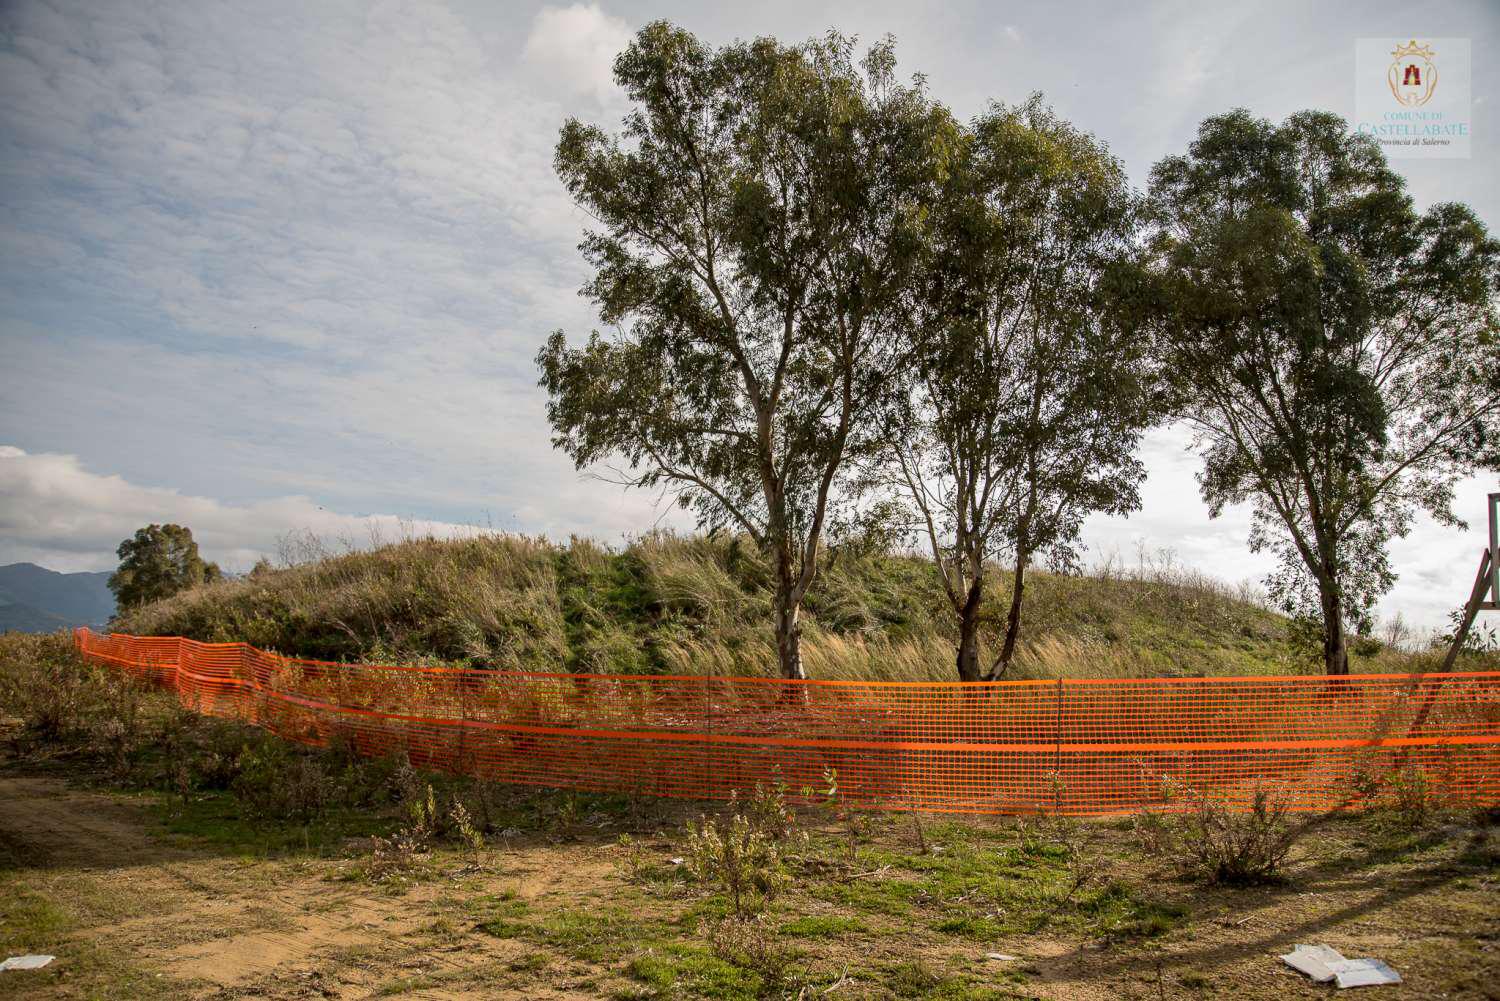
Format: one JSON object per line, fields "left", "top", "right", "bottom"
{"left": 108, "top": 532, "right": 1332, "bottom": 680}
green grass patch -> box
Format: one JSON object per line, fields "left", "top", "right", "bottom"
{"left": 0, "top": 883, "right": 73, "bottom": 949}
{"left": 0, "top": 880, "right": 168, "bottom": 1000}
{"left": 778, "top": 913, "right": 866, "bottom": 938}
{"left": 809, "top": 875, "right": 921, "bottom": 916}
{"left": 481, "top": 905, "right": 667, "bottom": 964}
{"left": 624, "top": 943, "right": 764, "bottom": 1001}
{"left": 153, "top": 788, "right": 389, "bottom": 855}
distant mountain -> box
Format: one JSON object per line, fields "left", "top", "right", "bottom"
{"left": 0, "top": 563, "right": 115, "bottom": 632}
{"left": 0, "top": 600, "right": 76, "bottom": 633}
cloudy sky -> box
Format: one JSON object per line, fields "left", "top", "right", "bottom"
{"left": 1, "top": 0, "right": 1496, "bottom": 633}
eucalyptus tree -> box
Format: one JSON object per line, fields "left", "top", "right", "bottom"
{"left": 881, "top": 98, "right": 1158, "bottom": 681}
{"left": 1149, "top": 109, "right": 1500, "bottom": 674}
{"left": 537, "top": 23, "right": 959, "bottom": 679}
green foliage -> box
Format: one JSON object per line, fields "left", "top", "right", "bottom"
{"left": 1442, "top": 605, "right": 1500, "bottom": 657}
{"left": 0, "top": 633, "right": 399, "bottom": 853}
{"left": 1148, "top": 109, "right": 1500, "bottom": 674}
{"left": 0, "top": 631, "right": 139, "bottom": 752}
{"left": 874, "top": 94, "right": 1160, "bottom": 681}
{"left": 231, "top": 738, "right": 333, "bottom": 825}
{"left": 1383, "top": 765, "right": 1436, "bottom": 830}
{"left": 539, "top": 22, "right": 960, "bottom": 679}
{"left": 108, "top": 523, "right": 221, "bottom": 611}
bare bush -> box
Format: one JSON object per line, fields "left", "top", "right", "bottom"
{"left": 704, "top": 916, "right": 795, "bottom": 991}
{"left": 1133, "top": 786, "right": 1296, "bottom": 886}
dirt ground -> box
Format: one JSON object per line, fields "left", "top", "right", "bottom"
{"left": 1, "top": 756, "right": 1497, "bottom": 1001}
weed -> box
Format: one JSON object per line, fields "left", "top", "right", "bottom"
{"left": 1385, "top": 765, "right": 1435, "bottom": 829}
{"left": 450, "top": 798, "right": 485, "bottom": 854}
{"left": 1134, "top": 786, "right": 1296, "bottom": 885}
{"left": 366, "top": 818, "right": 432, "bottom": 883}
{"left": 683, "top": 812, "right": 788, "bottom": 916}
{"left": 819, "top": 767, "right": 867, "bottom": 863}
{"left": 704, "top": 916, "right": 796, "bottom": 994}
{"left": 616, "top": 833, "right": 651, "bottom": 882}
{"left": 737, "top": 774, "right": 794, "bottom": 842}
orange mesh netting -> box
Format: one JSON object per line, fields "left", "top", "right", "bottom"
{"left": 74, "top": 628, "right": 1500, "bottom": 815}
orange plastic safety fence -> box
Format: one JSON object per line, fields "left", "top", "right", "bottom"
{"left": 74, "top": 628, "right": 1500, "bottom": 815}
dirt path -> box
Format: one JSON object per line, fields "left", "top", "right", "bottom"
{"left": 0, "top": 772, "right": 584, "bottom": 999}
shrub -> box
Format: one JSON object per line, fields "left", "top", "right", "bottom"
{"left": 361, "top": 783, "right": 484, "bottom": 882}
{"left": 1133, "top": 786, "right": 1296, "bottom": 886}
{"left": 367, "top": 819, "right": 432, "bottom": 883}
{"left": 737, "top": 777, "right": 794, "bottom": 842}
{"left": 683, "top": 812, "right": 788, "bottom": 916}
{"left": 704, "top": 916, "right": 795, "bottom": 991}
{"left": 1385, "top": 765, "right": 1435, "bottom": 829}
{"left": 231, "top": 739, "right": 332, "bottom": 824}
{"left": 0, "top": 633, "right": 142, "bottom": 756}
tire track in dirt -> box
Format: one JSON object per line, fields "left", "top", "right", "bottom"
{"left": 0, "top": 774, "right": 185, "bottom": 869}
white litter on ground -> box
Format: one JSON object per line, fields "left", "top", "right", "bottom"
{"left": 1280, "top": 944, "right": 1401, "bottom": 988}
{"left": 985, "top": 953, "right": 1018, "bottom": 962}
{"left": 0, "top": 955, "right": 55, "bottom": 971}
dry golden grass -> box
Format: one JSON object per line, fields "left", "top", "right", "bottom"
{"left": 109, "top": 530, "right": 1494, "bottom": 681}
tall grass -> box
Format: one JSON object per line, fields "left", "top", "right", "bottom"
{"left": 111, "top": 531, "right": 1488, "bottom": 681}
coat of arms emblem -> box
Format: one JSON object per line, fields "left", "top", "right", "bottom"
{"left": 1387, "top": 40, "right": 1437, "bottom": 107}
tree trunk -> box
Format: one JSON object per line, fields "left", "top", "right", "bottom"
{"left": 1319, "top": 583, "right": 1349, "bottom": 676}
{"left": 955, "top": 577, "right": 984, "bottom": 683}
{"left": 773, "top": 570, "right": 806, "bottom": 681}
{"left": 991, "top": 558, "right": 1028, "bottom": 679}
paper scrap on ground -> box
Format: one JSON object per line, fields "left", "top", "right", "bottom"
{"left": 985, "top": 953, "right": 1018, "bottom": 962}
{"left": 1331, "top": 960, "right": 1402, "bottom": 989}
{"left": 1280, "top": 944, "right": 1401, "bottom": 988}
{"left": 1281, "top": 944, "right": 1344, "bottom": 983}
{"left": 0, "top": 955, "right": 55, "bottom": 971}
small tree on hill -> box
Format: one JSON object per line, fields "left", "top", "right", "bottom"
{"left": 109, "top": 524, "right": 221, "bottom": 611}
{"left": 1148, "top": 110, "right": 1500, "bottom": 674}
{"left": 879, "top": 98, "right": 1158, "bottom": 681}
{"left": 537, "top": 22, "right": 959, "bottom": 679}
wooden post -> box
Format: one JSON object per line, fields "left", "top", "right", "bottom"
{"left": 1407, "top": 546, "right": 1497, "bottom": 743}
{"left": 1440, "top": 547, "right": 1497, "bottom": 673}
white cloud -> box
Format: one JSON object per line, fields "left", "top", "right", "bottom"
{"left": 1083, "top": 428, "right": 1499, "bottom": 638}
{"left": 0, "top": 444, "right": 490, "bottom": 572}
{"left": 0, "top": 0, "right": 664, "bottom": 544}
{"left": 522, "top": 3, "right": 632, "bottom": 106}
